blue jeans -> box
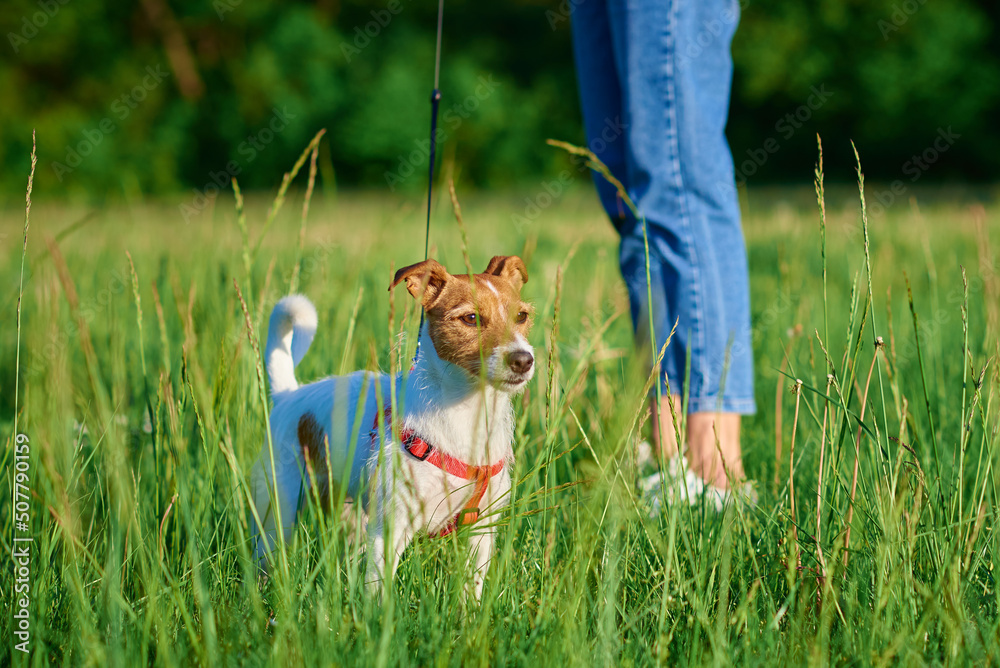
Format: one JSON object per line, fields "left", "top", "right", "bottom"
{"left": 571, "top": 0, "right": 755, "bottom": 414}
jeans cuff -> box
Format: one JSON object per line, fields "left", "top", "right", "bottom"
{"left": 683, "top": 395, "right": 757, "bottom": 415}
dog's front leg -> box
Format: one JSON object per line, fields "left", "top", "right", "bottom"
{"left": 250, "top": 456, "right": 302, "bottom": 566}
{"left": 466, "top": 528, "right": 495, "bottom": 600}
{"left": 365, "top": 478, "right": 414, "bottom": 597}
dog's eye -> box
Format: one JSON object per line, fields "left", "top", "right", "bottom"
{"left": 460, "top": 313, "right": 477, "bottom": 326}
{"left": 515, "top": 311, "right": 528, "bottom": 324}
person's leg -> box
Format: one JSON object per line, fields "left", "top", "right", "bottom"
{"left": 686, "top": 412, "right": 744, "bottom": 489}
{"left": 674, "top": 0, "right": 754, "bottom": 489}
{"left": 650, "top": 394, "right": 682, "bottom": 460}
{"left": 569, "top": 0, "right": 630, "bottom": 228}
{"left": 572, "top": 1, "right": 683, "bottom": 465}
{"left": 606, "top": 0, "right": 755, "bottom": 486}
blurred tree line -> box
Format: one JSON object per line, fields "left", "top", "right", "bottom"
{"left": 1, "top": 0, "right": 997, "bottom": 205}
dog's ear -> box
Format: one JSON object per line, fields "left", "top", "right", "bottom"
{"left": 390, "top": 259, "right": 450, "bottom": 307}
{"left": 484, "top": 255, "right": 528, "bottom": 290}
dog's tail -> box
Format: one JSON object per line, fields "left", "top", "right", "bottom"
{"left": 265, "top": 295, "right": 318, "bottom": 394}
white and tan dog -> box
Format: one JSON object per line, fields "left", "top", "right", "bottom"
{"left": 251, "top": 255, "right": 534, "bottom": 597}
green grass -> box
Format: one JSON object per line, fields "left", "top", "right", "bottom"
{"left": 1, "top": 152, "right": 998, "bottom": 665}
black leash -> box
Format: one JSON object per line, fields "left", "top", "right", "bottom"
{"left": 416, "top": 0, "right": 445, "bottom": 356}
{"left": 425, "top": 0, "right": 444, "bottom": 262}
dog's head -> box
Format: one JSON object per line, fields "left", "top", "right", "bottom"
{"left": 391, "top": 255, "right": 535, "bottom": 392}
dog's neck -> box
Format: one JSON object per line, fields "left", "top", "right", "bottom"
{"left": 402, "top": 324, "right": 515, "bottom": 466}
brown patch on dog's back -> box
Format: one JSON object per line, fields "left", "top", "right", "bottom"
{"left": 298, "top": 411, "right": 333, "bottom": 511}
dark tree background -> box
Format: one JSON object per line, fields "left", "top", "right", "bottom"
{"left": 1, "top": 0, "right": 997, "bottom": 205}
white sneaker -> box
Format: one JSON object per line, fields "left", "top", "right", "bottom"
{"left": 636, "top": 444, "right": 758, "bottom": 515}
{"left": 635, "top": 439, "right": 657, "bottom": 473}
{"left": 703, "top": 480, "right": 759, "bottom": 512}
{"left": 638, "top": 453, "right": 707, "bottom": 516}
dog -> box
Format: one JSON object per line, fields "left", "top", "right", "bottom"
{"left": 251, "top": 255, "right": 534, "bottom": 598}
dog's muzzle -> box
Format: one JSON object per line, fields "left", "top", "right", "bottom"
{"left": 505, "top": 350, "right": 533, "bottom": 375}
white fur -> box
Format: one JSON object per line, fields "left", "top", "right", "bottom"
{"left": 484, "top": 281, "right": 507, "bottom": 321}
{"left": 251, "top": 296, "right": 534, "bottom": 598}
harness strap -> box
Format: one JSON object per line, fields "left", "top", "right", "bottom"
{"left": 371, "top": 406, "right": 504, "bottom": 537}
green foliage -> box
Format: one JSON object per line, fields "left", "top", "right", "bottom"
{"left": 730, "top": 0, "right": 1000, "bottom": 182}
{"left": 2, "top": 0, "right": 998, "bottom": 205}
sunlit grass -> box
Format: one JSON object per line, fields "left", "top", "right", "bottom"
{"left": 1, "top": 144, "right": 998, "bottom": 665}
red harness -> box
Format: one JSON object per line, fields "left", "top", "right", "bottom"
{"left": 371, "top": 407, "right": 505, "bottom": 537}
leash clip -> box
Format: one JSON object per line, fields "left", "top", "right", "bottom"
{"left": 404, "top": 435, "right": 432, "bottom": 461}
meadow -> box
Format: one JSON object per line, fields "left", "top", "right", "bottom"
{"left": 1, "top": 145, "right": 998, "bottom": 665}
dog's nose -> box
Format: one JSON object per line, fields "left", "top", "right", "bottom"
{"left": 506, "top": 351, "right": 533, "bottom": 375}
